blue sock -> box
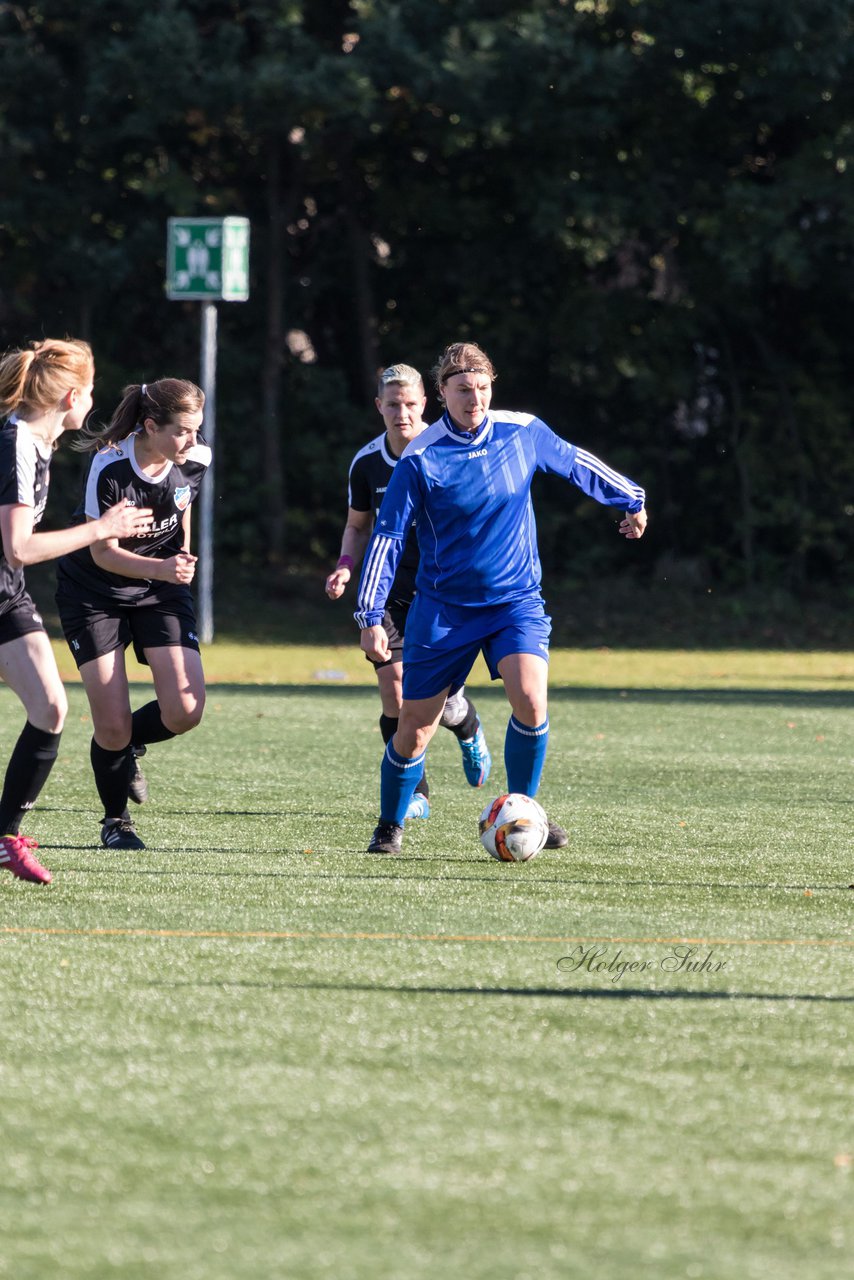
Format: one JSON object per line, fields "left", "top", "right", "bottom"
{"left": 381, "top": 742, "right": 426, "bottom": 825}
{"left": 504, "top": 715, "right": 549, "bottom": 796}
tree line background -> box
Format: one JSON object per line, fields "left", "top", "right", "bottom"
{"left": 1, "top": 0, "right": 852, "bottom": 644}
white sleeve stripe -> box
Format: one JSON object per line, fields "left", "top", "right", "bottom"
{"left": 15, "top": 444, "right": 35, "bottom": 506}
{"left": 359, "top": 534, "right": 394, "bottom": 611}
{"left": 575, "top": 447, "right": 634, "bottom": 489}
{"left": 575, "top": 447, "right": 643, "bottom": 496}
{"left": 575, "top": 448, "right": 645, "bottom": 501}
{"left": 84, "top": 455, "right": 104, "bottom": 518}
{"left": 361, "top": 538, "right": 386, "bottom": 608}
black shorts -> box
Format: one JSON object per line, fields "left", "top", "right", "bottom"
{"left": 0, "top": 591, "right": 46, "bottom": 648}
{"left": 366, "top": 598, "right": 411, "bottom": 670}
{"left": 55, "top": 586, "right": 200, "bottom": 669}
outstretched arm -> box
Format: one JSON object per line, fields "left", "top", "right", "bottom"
{"left": 0, "top": 500, "right": 153, "bottom": 567}
{"left": 530, "top": 418, "right": 646, "bottom": 521}
{"left": 569, "top": 447, "right": 646, "bottom": 515}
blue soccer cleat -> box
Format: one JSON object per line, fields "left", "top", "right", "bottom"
{"left": 458, "top": 719, "right": 492, "bottom": 788}
{"left": 405, "top": 794, "right": 431, "bottom": 820}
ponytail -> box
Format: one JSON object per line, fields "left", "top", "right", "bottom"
{"left": 75, "top": 378, "right": 204, "bottom": 451}
{"left": 0, "top": 339, "right": 93, "bottom": 418}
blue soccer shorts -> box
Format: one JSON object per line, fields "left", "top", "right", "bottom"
{"left": 401, "top": 592, "right": 551, "bottom": 701}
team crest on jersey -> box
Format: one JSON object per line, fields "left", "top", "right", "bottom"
{"left": 173, "top": 485, "right": 191, "bottom": 511}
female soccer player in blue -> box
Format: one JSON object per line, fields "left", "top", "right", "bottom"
{"left": 326, "top": 362, "right": 492, "bottom": 820}
{"left": 356, "top": 341, "right": 647, "bottom": 855}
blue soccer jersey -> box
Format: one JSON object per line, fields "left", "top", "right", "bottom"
{"left": 355, "top": 409, "right": 645, "bottom": 628}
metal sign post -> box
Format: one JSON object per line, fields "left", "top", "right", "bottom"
{"left": 165, "top": 216, "right": 250, "bottom": 643}
{"left": 197, "top": 302, "right": 217, "bottom": 644}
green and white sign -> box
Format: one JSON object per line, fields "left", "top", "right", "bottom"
{"left": 166, "top": 216, "right": 250, "bottom": 301}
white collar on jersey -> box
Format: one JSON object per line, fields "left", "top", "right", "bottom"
{"left": 442, "top": 410, "right": 491, "bottom": 447}
{"left": 128, "top": 431, "right": 173, "bottom": 483}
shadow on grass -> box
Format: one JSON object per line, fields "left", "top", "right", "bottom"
{"left": 173, "top": 685, "right": 854, "bottom": 707}
{"left": 39, "top": 806, "right": 312, "bottom": 818}
{"left": 41, "top": 855, "right": 851, "bottom": 891}
{"left": 144, "top": 979, "right": 854, "bottom": 1003}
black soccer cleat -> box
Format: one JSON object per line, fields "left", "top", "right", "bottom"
{"left": 128, "top": 745, "right": 149, "bottom": 805}
{"left": 100, "top": 817, "right": 146, "bottom": 851}
{"left": 544, "top": 819, "right": 568, "bottom": 849}
{"left": 367, "top": 820, "right": 404, "bottom": 855}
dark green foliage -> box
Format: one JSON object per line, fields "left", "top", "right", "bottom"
{"left": 1, "top": 1, "right": 852, "bottom": 594}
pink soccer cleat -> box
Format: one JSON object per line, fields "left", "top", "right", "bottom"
{"left": 0, "top": 834, "right": 52, "bottom": 884}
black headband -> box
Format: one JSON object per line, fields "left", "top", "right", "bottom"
{"left": 442, "top": 366, "right": 489, "bottom": 382}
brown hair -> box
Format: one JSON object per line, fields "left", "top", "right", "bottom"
{"left": 0, "top": 338, "right": 94, "bottom": 418}
{"left": 77, "top": 377, "right": 204, "bottom": 450}
{"left": 431, "top": 342, "right": 496, "bottom": 392}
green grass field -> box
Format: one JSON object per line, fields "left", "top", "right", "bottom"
{"left": 1, "top": 652, "right": 852, "bottom": 1279}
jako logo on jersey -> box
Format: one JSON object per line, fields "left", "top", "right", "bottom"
{"left": 173, "top": 485, "right": 191, "bottom": 511}
{"left": 467, "top": 448, "right": 488, "bottom": 459}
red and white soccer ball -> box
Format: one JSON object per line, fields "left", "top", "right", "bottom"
{"left": 478, "top": 793, "right": 549, "bottom": 862}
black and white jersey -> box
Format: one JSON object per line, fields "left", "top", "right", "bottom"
{"left": 0, "top": 418, "right": 53, "bottom": 611}
{"left": 348, "top": 432, "right": 418, "bottom": 602}
{"left": 57, "top": 431, "right": 211, "bottom": 605}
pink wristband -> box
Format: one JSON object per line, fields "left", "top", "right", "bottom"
{"left": 336, "top": 555, "right": 354, "bottom": 570}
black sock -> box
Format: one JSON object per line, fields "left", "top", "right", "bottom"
{"left": 379, "top": 714, "right": 398, "bottom": 744}
{"left": 380, "top": 714, "right": 428, "bottom": 797}
{"left": 0, "top": 721, "right": 62, "bottom": 834}
{"left": 90, "top": 739, "right": 133, "bottom": 820}
{"left": 131, "top": 700, "right": 177, "bottom": 748}
{"left": 449, "top": 697, "right": 480, "bottom": 742}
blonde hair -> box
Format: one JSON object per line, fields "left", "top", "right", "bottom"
{"left": 76, "top": 378, "right": 204, "bottom": 451}
{"left": 432, "top": 342, "right": 496, "bottom": 391}
{"left": 0, "top": 338, "right": 94, "bottom": 418}
{"left": 376, "top": 363, "right": 424, "bottom": 397}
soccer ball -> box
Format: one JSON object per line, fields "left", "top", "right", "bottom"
{"left": 478, "top": 793, "right": 549, "bottom": 862}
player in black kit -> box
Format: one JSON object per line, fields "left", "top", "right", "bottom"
{"left": 0, "top": 338, "right": 152, "bottom": 883}
{"left": 325, "top": 364, "right": 491, "bottom": 819}
{"left": 56, "top": 379, "right": 210, "bottom": 851}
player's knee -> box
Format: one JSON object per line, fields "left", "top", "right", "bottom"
{"left": 39, "top": 689, "right": 68, "bottom": 735}
{"left": 512, "top": 695, "right": 548, "bottom": 727}
{"left": 163, "top": 693, "right": 205, "bottom": 735}
{"left": 393, "top": 723, "right": 436, "bottom": 757}
{"left": 49, "top": 699, "right": 68, "bottom": 734}
{"left": 94, "top": 714, "right": 133, "bottom": 750}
